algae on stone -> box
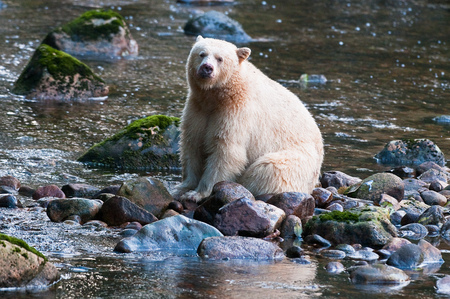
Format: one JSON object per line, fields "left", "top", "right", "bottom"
{"left": 78, "top": 115, "right": 180, "bottom": 170}
{"left": 0, "top": 233, "right": 46, "bottom": 261}
{"left": 12, "top": 44, "right": 108, "bottom": 100}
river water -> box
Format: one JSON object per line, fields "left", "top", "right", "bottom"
{"left": 0, "top": 0, "right": 449, "bottom": 298}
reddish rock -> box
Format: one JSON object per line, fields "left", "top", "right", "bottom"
{"left": 267, "top": 192, "right": 315, "bottom": 222}
{"left": 0, "top": 176, "right": 20, "bottom": 190}
{"left": 33, "top": 185, "right": 65, "bottom": 200}
{"left": 99, "top": 196, "right": 158, "bottom": 226}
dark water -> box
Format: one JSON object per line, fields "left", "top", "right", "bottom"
{"left": 0, "top": 0, "right": 449, "bottom": 297}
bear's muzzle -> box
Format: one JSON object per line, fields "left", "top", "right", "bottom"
{"left": 198, "top": 63, "right": 214, "bottom": 79}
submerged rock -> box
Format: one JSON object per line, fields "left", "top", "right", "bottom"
{"left": 350, "top": 264, "right": 409, "bottom": 284}
{"left": 0, "top": 234, "right": 59, "bottom": 288}
{"left": 326, "top": 261, "right": 345, "bottom": 274}
{"left": 375, "top": 139, "right": 445, "bottom": 167}
{"left": 303, "top": 206, "right": 397, "bottom": 248}
{"left": 12, "top": 44, "right": 108, "bottom": 101}
{"left": 42, "top": 9, "right": 138, "bottom": 58}
{"left": 436, "top": 276, "right": 450, "bottom": 294}
{"left": 114, "top": 215, "right": 223, "bottom": 253}
{"left": 197, "top": 236, "right": 284, "bottom": 260}
{"left": 184, "top": 11, "right": 252, "bottom": 43}
{"left": 345, "top": 172, "right": 404, "bottom": 202}
{"left": 78, "top": 115, "right": 180, "bottom": 170}
{"left": 433, "top": 115, "right": 450, "bottom": 125}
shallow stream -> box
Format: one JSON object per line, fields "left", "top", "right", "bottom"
{"left": 0, "top": 0, "right": 449, "bottom": 297}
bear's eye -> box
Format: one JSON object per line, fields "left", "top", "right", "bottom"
{"left": 217, "top": 57, "right": 223, "bottom": 63}
{"left": 199, "top": 52, "right": 206, "bottom": 58}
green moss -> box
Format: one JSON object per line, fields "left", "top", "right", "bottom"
{"left": 60, "top": 9, "right": 126, "bottom": 41}
{"left": 0, "top": 233, "right": 47, "bottom": 261}
{"left": 318, "top": 210, "right": 361, "bottom": 223}
{"left": 22, "top": 253, "right": 29, "bottom": 259}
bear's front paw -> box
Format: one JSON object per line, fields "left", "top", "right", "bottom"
{"left": 180, "top": 190, "right": 205, "bottom": 203}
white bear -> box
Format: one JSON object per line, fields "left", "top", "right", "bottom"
{"left": 176, "top": 36, "right": 324, "bottom": 202}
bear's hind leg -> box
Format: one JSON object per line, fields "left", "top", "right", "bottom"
{"left": 239, "top": 150, "right": 321, "bottom": 196}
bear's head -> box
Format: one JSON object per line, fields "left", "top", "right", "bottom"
{"left": 187, "top": 36, "right": 251, "bottom": 90}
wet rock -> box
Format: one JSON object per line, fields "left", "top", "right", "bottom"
{"left": 78, "top": 115, "right": 180, "bottom": 170}
{"left": 403, "top": 178, "right": 429, "bottom": 200}
{"left": 436, "top": 276, "right": 450, "bottom": 294}
{"left": 326, "top": 202, "right": 344, "bottom": 212}
{"left": 418, "top": 239, "right": 443, "bottom": 264}
{"left": 321, "top": 249, "right": 346, "bottom": 259}
{"left": 390, "top": 210, "right": 406, "bottom": 226}
{"left": 184, "top": 11, "right": 252, "bottom": 43}
{"left": 94, "top": 185, "right": 120, "bottom": 198}
{"left": 335, "top": 244, "right": 356, "bottom": 254}
{"left": 254, "top": 193, "right": 274, "bottom": 202}
{"left": 0, "top": 195, "right": 18, "bottom": 208}
{"left": 377, "top": 194, "right": 400, "bottom": 210}
{"left": 399, "top": 199, "right": 430, "bottom": 215}
{"left": 398, "top": 223, "right": 428, "bottom": 240}
{"left": 303, "top": 207, "right": 397, "bottom": 248}
{"left": 0, "top": 175, "right": 20, "bottom": 191}
{"left": 33, "top": 184, "right": 66, "bottom": 200}
{"left": 0, "top": 234, "right": 59, "bottom": 288}
{"left": 425, "top": 224, "right": 440, "bottom": 236}
{"left": 320, "top": 171, "right": 361, "bottom": 189}
{"left": 114, "top": 215, "right": 223, "bottom": 253}
{"left": 304, "top": 234, "right": 331, "bottom": 248}
{"left": 418, "top": 205, "right": 444, "bottom": 226}
{"left": 433, "top": 115, "right": 450, "bottom": 125}
{"left": 161, "top": 209, "right": 180, "bottom": 219}
{"left": 120, "top": 229, "right": 138, "bottom": 238}
{"left": 442, "top": 190, "right": 450, "bottom": 201}
{"left": 214, "top": 197, "right": 285, "bottom": 237}
{"left": 95, "top": 193, "right": 116, "bottom": 203}
{"left": 350, "top": 264, "right": 409, "bottom": 284}
{"left": 312, "top": 188, "right": 333, "bottom": 208}
{"left": 429, "top": 180, "right": 448, "bottom": 192}
{"left": 420, "top": 190, "right": 447, "bottom": 206}
{"left": 386, "top": 243, "right": 423, "bottom": 269}
{"left": 12, "top": 44, "right": 108, "bottom": 101}
{"left": 99, "top": 196, "right": 158, "bottom": 226}
{"left": 116, "top": 177, "right": 173, "bottom": 218}
{"left": 285, "top": 246, "right": 303, "bottom": 258}
{"left": 197, "top": 236, "right": 284, "bottom": 260}
{"left": 416, "top": 161, "right": 445, "bottom": 176}
{"left": 441, "top": 220, "right": 450, "bottom": 239}
{"left": 375, "top": 139, "right": 445, "bottom": 167}
{"left": 46, "top": 198, "right": 102, "bottom": 223}
{"left": 267, "top": 192, "right": 315, "bottom": 222}
{"left": 194, "top": 181, "right": 254, "bottom": 225}
{"left": 19, "top": 186, "right": 35, "bottom": 197}
{"left": 382, "top": 238, "right": 411, "bottom": 254}
{"left": 418, "top": 169, "right": 448, "bottom": 184}
{"left": 42, "top": 9, "right": 138, "bottom": 58}
{"left": 280, "top": 215, "right": 302, "bottom": 239}
{"left": 168, "top": 201, "right": 184, "bottom": 214}
{"left": 390, "top": 166, "right": 415, "bottom": 179}
{"left": 83, "top": 220, "right": 108, "bottom": 228}
{"left": 347, "top": 250, "right": 379, "bottom": 262}
{"left": 124, "top": 221, "right": 142, "bottom": 231}
{"left": 62, "top": 183, "right": 101, "bottom": 198}
{"left": 345, "top": 173, "right": 404, "bottom": 202}
{"left": 326, "top": 261, "right": 345, "bottom": 274}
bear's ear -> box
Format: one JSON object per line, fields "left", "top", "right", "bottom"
{"left": 196, "top": 35, "right": 204, "bottom": 42}
{"left": 236, "top": 47, "right": 251, "bottom": 63}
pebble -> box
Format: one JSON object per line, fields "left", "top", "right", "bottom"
{"left": 347, "top": 250, "right": 379, "bottom": 262}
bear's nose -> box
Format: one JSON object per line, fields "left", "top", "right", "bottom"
{"left": 199, "top": 63, "right": 214, "bottom": 78}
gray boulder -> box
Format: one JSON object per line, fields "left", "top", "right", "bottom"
{"left": 350, "top": 264, "right": 409, "bottom": 284}
{"left": 345, "top": 172, "right": 404, "bottom": 202}
{"left": 46, "top": 198, "right": 102, "bottom": 223}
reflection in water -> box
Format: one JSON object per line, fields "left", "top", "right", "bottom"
{"left": 0, "top": 0, "right": 449, "bottom": 297}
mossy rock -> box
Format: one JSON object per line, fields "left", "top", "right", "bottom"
{"left": 344, "top": 173, "right": 404, "bottom": 202}
{"left": 375, "top": 139, "right": 445, "bottom": 167}
{"left": 78, "top": 115, "right": 180, "bottom": 170}
{"left": 303, "top": 206, "right": 397, "bottom": 248}
{"left": 42, "top": 9, "right": 138, "bottom": 58}
{"left": 12, "top": 44, "right": 108, "bottom": 100}
{"left": 184, "top": 10, "right": 252, "bottom": 43}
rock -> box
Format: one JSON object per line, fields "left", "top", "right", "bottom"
{"left": 326, "top": 261, "right": 345, "bottom": 274}
{"left": 285, "top": 246, "right": 303, "bottom": 258}
{"left": 430, "top": 180, "right": 447, "bottom": 192}
{"left": 321, "top": 249, "right": 346, "bottom": 260}
{"left": 425, "top": 224, "right": 440, "bottom": 236}
{"left": 390, "top": 166, "right": 415, "bottom": 179}
{"left": 418, "top": 169, "right": 448, "bottom": 184}
{"left": 120, "top": 229, "right": 138, "bottom": 238}
{"left": 327, "top": 202, "right": 344, "bottom": 212}
{"left": 280, "top": 215, "right": 302, "bottom": 239}
{"left": 345, "top": 173, "right": 404, "bottom": 202}
{"left": 61, "top": 183, "right": 101, "bottom": 198}
{"left": 184, "top": 11, "right": 252, "bottom": 43}
{"left": 335, "top": 244, "right": 356, "bottom": 254}
{"left": 399, "top": 199, "right": 430, "bottom": 215}
{"left": 347, "top": 250, "right": 379, "bottom": 262}
{"left": 436, "top": 276, "right": 450, "bottom": 294}
{"left": 420, "top": 190, "right": 447, "bottom": 206}
{"left": 42, "top": 9, "right": 138, "bottom": 58}
{"left": 116, "top": 177, "right": 173, "bottom": 218}
{"left": 99, "top": 196, "right": 158, "bottom": 226}
{"left": 416, "top": 161, "right": 445, "bottom": 175}
{"left": 433, "top": 115, "right": 450, "bottom": 125}
{"left": 194, "top": 181, "right": 254, "bottom": 225}
{"left": 267, "top": 192, "right": 315, "bottom": 222}
{"left": 161, "top": 209, "right": 180, "bottom": 219}
{"left": 214, "top": 197, "right": 285, "bottom": 237}
{"left": 197, "top": 236, "right": 284, "bottom": 260}
{"left": 350, "top": 264, "right": 409, "bottom": 284}
{"left": 94, "top": 185, "right": 120, "bottom": 198}
{"left": 0, "top": 234, "right": 59, "bottom": 288}
{"left": 32, "top": 184, "right": 66, "bottom": 200}
{"left": 0, "top": 175, "right": 20, "bottom": 190}
{"left": 124, "top": 222, "right": 142, "bottom": 231}
{"left": 19, "top": 186, "right": 35, "bottom": 197}
{"left": 312, "top": 188, "right": 333, "bottom": 208}
{"left": 441, "top": 220, "right": 450, "bottom": 239}
{"left": 390, "top": 210, "right": 406, "bottom": 226}
{"left": 168, "top": 201, "right": 184, "bottom": 214}
{"left": 78, "top": 115, "right": 180, "bottom": 170}
{"left": 0, "top": 195, "right": 18, "bottom": 208}
{"left": 46, "top": 198, "right": 102, "bottom": 223}
{"left": 95, "top": 193, "right": 116, "bottom": 203}
{"left": 418, "top": 239, "right": 443, "bottom": 264}
{"left": 303, "top": 207, "right": 397, "bottom": 248}
{"left": 382, "top": 238, "right": 411, "bottom": 253}
{"left": 304, "top": 234, "right": 331, "bottom": 248}
{"left": 403, "top": 178, "right": 429, "bottom": 200}
{"left": 320, "top": 171, "right": 361, "bottom": 189}
{"left": 398, "top": 223, "right": 428, "bottom": 240}
{"left": 12, "top": 44, "right": 108, "bottom": 101}
{"left": 386, "top": 243, "right": 423, "bottom": 269}
{"left": 377, "top": 194, "right": 400, "bottom": 210}
{"left": 114, "top": 215, "right": 223, "bottom": 253}
{"left": 375, "top": 139, "right": 445, "bottom": 167}
{"left": 83, "top": 220, "right": 108, "bottom": 228}
{"left": 418, "top": 205, "right": 445, "bottom": 226}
